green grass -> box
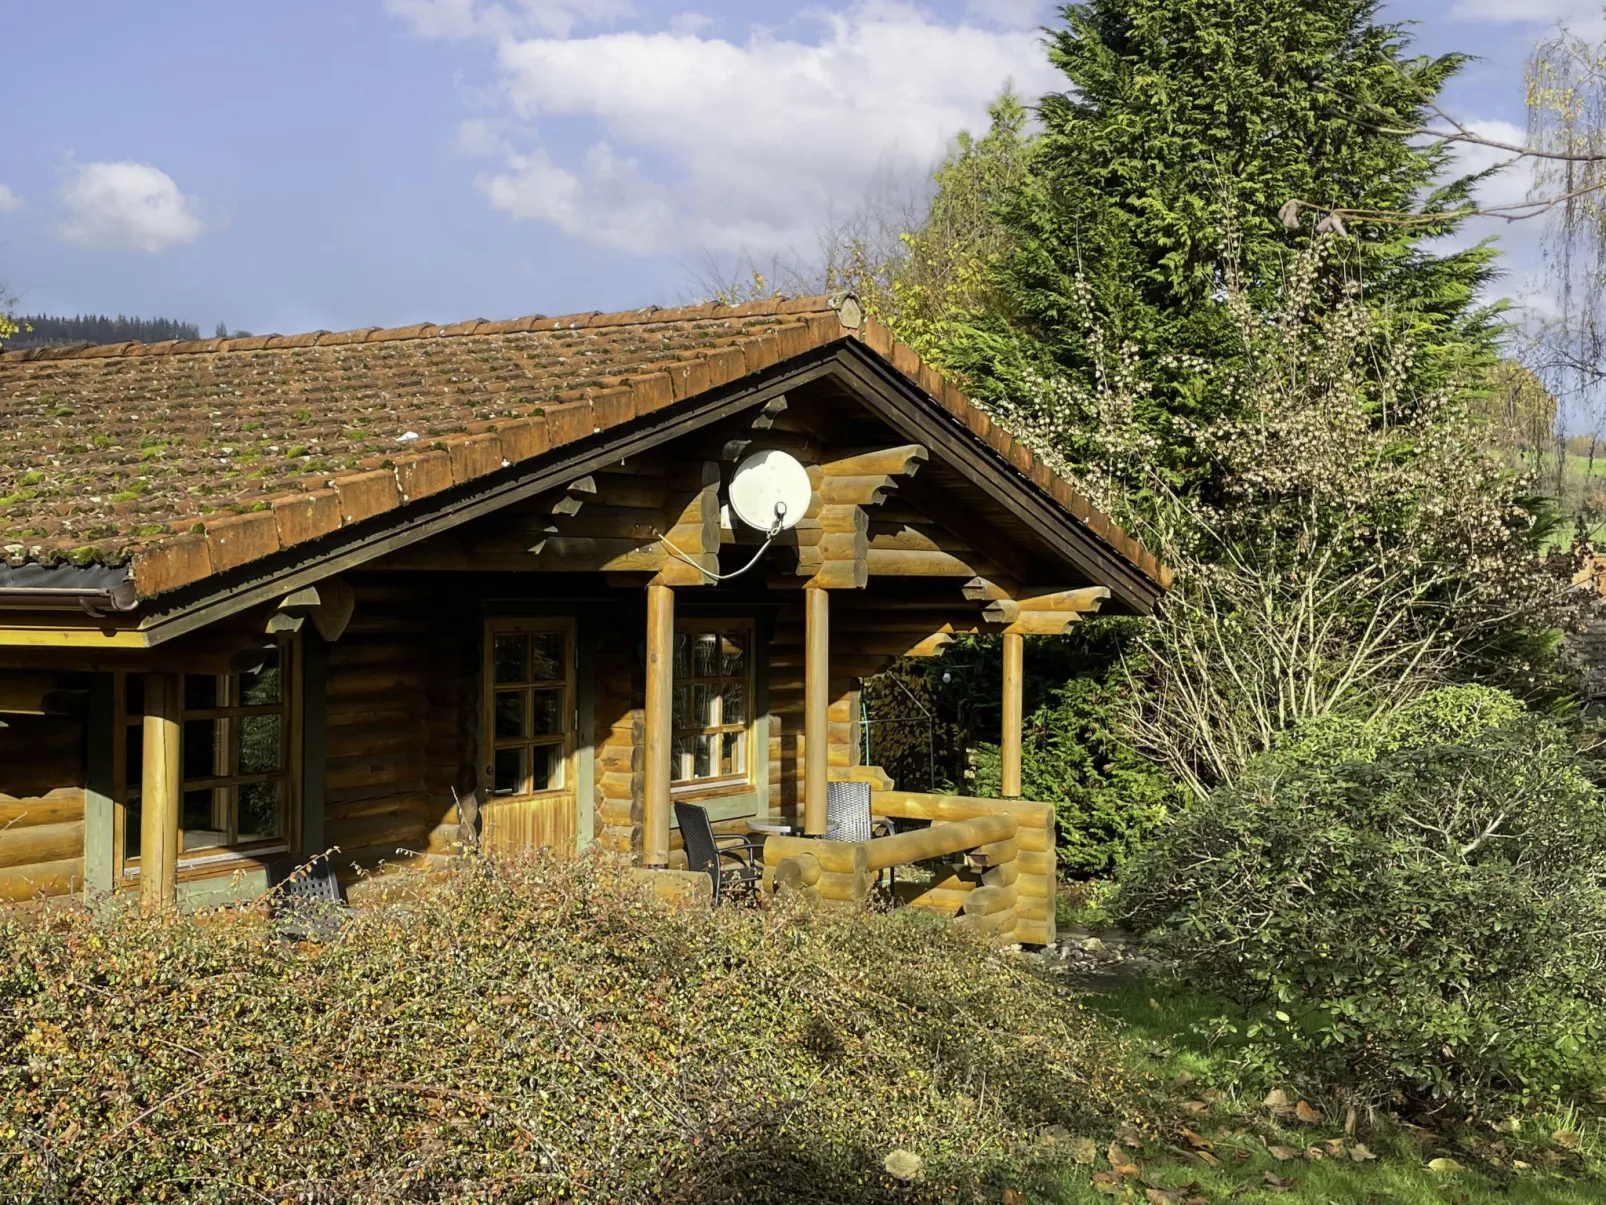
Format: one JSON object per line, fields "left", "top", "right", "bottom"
{"left": 1041, "top": 982, "right": 1601, "bottom": 1204}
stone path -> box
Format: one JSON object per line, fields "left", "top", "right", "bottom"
{"left": 1036, "top": 926, "right": 1161, "bottom": 991}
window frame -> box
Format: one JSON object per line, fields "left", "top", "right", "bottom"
{"left": 114, "top": 637, "right": 302, "bottom": 880}
{"left": 481, "top": 617, "right": 576, "bottom": 803}
{"left": 670, "top": 617, "right": 755, "bottom": 797}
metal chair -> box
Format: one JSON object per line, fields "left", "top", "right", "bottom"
{"left": 674, "top": 801, "right": 765, "bottom": 906}
{"left": 273, "top": 854, "right": 350, "bottom": 940}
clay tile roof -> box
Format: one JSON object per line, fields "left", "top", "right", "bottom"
{"left": 0, "top": 295, "right": 1166, "bottom": 597}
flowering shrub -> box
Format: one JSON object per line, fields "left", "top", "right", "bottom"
{"left": 985, "top": 236, "right": 1577, "bottom": 794}
{"left": 1119, "top": 687, "right": 1606, "bottom": 1113}
{"left": 0, "top": 855, "right": 1136, "bottom": 1203}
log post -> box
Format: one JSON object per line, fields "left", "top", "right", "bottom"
{"left": 643, "top": 583, "right": 675, "bottom": 867}
{"left": 140, "top": 672, "right": 181, "bottom": 913}
{"left": 1001, "top": 630, "right": 1023, "bottom": 798}
{"left": 804, "top": 586, "right": 829, "bottom": 835}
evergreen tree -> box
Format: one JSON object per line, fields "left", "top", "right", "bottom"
{"left": 940, "top": 0, "right": 1504, "bottom": 492}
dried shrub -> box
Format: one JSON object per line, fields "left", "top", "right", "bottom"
{"left": 0, "top": 855, "right": 1136, "bottom": 1203}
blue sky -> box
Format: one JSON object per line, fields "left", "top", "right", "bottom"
{"left": 0, "top": 0, "right": 1592, "bottom": 336}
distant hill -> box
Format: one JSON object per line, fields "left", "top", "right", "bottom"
{"left": 1, "top": 313, "right": 201, "bottom": 350}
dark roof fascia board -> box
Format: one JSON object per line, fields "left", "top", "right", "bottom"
{"left": 825, "top": 343, "right": 1162, "bottom": 615}
{"left": 128, "top": 359, "right": 833, "bottom": 646}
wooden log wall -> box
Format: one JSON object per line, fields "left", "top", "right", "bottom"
{"left": 0, "top": 705, "right": 85, "bottom": 902}
{"left": 594, "top": 623, "right": 643, "bottom": 858}
{"left": 322, "top": 578, "right": 456, "bottom": 879}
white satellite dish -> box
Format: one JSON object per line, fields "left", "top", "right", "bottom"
{"left": 728, "top": 449, "right": 810, "bottom": 534}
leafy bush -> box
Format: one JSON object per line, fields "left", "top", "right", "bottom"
{"left": 1118, "top": 687, "right": 1606, "bottom": 1113}
{"left": 0, "top": 855, "right": 1138, "bottom": 1204}
{"left": 967, "top": 672, "right": 1181, "bottom": 877}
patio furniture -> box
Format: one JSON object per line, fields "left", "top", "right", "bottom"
{"left": 674, "top": 801, "right": 765, "bottom": 905}
{"left": 273, "top": 854, "right": 351, "bottom": 941}
{"left": 826, "top": 780, "right": 894, "bottom": 887}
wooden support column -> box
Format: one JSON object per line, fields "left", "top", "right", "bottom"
{"left": 1001, "top": 631, "right": 1024, "bottom": 799}
{"left": 643, "top": 583, "right": 675, "bottom": 867}
{"left": 804, "top": 586, "right": 830, "bottom": 835}
{"left": 140, "top": 672, "right": 181, "bottom": 913}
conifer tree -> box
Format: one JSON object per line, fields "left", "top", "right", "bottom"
{"left": 941, "top": 0, "right": 1504, "bottom": 489}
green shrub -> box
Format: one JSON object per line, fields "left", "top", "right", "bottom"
{"left": 0, "top": 855, "right": 1137, "bottom": 1204}
{"left": 968, "top": 674, "right": 1181, "bottom": 877}
{"left": 1118, "top": 687, "right": 1606, "bottom": 1113}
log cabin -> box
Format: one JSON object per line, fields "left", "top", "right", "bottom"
{"left": 0, "top": 295, "right": 1167, "bottom": 942}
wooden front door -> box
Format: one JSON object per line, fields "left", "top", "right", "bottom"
{"left": 480, "top": 619, "right": 577, "bottom": 854}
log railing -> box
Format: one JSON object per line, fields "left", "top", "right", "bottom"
{"left": 760, "top": 788, "right": 1056, "bottom": 947}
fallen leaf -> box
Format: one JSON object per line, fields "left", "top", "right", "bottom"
{"left": 1344, "top": 1106, "right": 1357, "bottom": 1135}
{"left": 1266, "top": 1145, "right": 1300, "bottom": 1161}
{"left": 1513, "top": 1159, "right": 1532, "bottom": 1171}
{"left": 1426, "top": 1157, "right": 1463, "bottom": 1174}
{"left": 1067, "top": 1138, "right": 1098, "bottom": 1166}
{"left": 1181, "top": 1100, "right": 1209, "bottom": 1116}
{"left": 1302, "top": 1146, "right": 1324, "bottom": 1161}
{"left": 1146, "top": 1189, "right": 1181, "bottom": 1205}
{"left": 1263, "top": 1089, "right": 1289, "bottom": 1110}
{"left": 1117, "top": 1123, "right": 1147, "bottom": 1148}
{"left": 884, "top": 1150, "right": 924, "bottom": 1182}
{"left": 1171, "top": 1070, "right": 1194, "bottom": 1089}
{"left": 1492, "top": 1117, "right": 1521, "bottom": 1134}
{"left": 1090, "top": 1170, "right": 1123, "bottom": 1196}
{"left": 1294, "top": 1100, "right": 1320, "bottom": 1124}
{"left": 1195, "top": 1150, "right": 1222, "bottom": 1168}
{"left": 1262, "top": 1170, "right": 1298, "bottom": 1191}
{"left": 1323, "top": 1139, "right": 1346, "bottom": 1157}
{"left": 1552, "top": 1129, "right": 1580, "bottom": 1150}
{"left": 1180, "top": 1128, "right": 1214, "bottom": 1151}
{"left": 1108, "top": 1141, "right": 1141, "bottom": 1178}
{"left": 1349, "top": 1142, "right": 1376, "bottom": 1162}
{"left": 1231, "top": 1149, "right": 1252, "bottom": 1163}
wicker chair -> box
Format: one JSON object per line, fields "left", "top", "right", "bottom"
{"left": 674, "top": 801, "right": 765, "bottom": 905}
{"left": 826, "top": 780, "right": 894, "bottom": 888}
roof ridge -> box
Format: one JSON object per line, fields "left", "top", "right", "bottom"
{"left": 0, "top": 293, "right": 845, "bottom": 365}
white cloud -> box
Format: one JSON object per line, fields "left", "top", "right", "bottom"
{"left": 397, "top": 1, "right": 1060, "bottom": 256}
{"left": 55, "top": 161, "right": 206, "bottom": 253}
{"left": 0, "top": 184, "right": 22, "bottom": 214}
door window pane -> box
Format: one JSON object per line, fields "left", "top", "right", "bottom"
{"left": 493, "top": 747, "right": 525, "bottom": 796}
{"left": 494, "top": 691, "right": 526, "bottom": 740}
{"left": 530, "top": 744, "right": 563, "bottom": 791}
{"left": 692, "top": 632, "right": 719, "bottom": 677}
{"left": 493, "top": 635, "right": 527, "bottom": 685}
{"left": 692, "top": 684, "right": 718, "bottom": 727}
{"left": 723, "top": 683, "right": 746, "bottom": 725}
{"left": 720, "top": 635, "right": 746, "bottom": 675}
{"left": 529, "top": 689, "right": 564, "bottom": 736}
{"left": 237, "top": 781, "right": 283, "bottom": 842}
{"left": 528, "top": 634, "right": 565, "bottom": 682}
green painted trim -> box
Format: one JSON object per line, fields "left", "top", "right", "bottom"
{"left": 83, "top": 674, "right": 116, "bottom": 896}
{"left": 674, "top": 789, "right": 764, "bottom": 825}
{"left": 575, "top": 618, "right": 596, "bottom": 855}
{"left": 300, "top": 633, "right": 327, "bottom": 860}
{"left": 177, "top": 866, "right": 272, "bottom": 911}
